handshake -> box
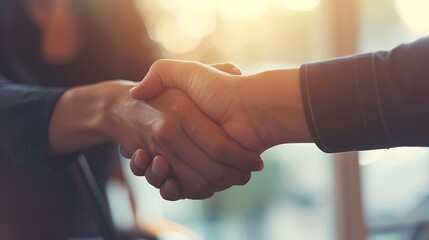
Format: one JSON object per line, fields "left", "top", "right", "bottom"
{"left": 50, "top": 39, "right": 426, "bottom": 201}
{"left": 120, "top": 59, "right": 312, "bottom": 201}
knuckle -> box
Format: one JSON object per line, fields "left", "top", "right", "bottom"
{"left": 169, "top": 98, "right": 188, "bottom": 113}
{"left": 152, "top": 121, "right": 174, "bottom": 145}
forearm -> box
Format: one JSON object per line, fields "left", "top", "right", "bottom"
{"left": 0, "top": 78, "right": 65, "bottom": 166}
{"left": 301, "top": 37, "right": 429, "bottom": 152}
{"left": 241, "top": 68, "right": 312, "bottom": 148}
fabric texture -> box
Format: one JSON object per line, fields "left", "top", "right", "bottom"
{"left": 301, "top": 37, "right": 429, "bottom": 152}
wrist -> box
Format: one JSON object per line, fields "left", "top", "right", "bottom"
{"left": 240, "top": 67, "right": 312, "bottom": 147}
{"left": 49, "top": 81, "right": 132, "bottom": 155}
{"left": 90, "top": 80, "right": 137, "bottom": 142}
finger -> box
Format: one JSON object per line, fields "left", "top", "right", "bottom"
{"left": 164, "top": 177, "right": 215, "bottom": 200}
{"left": 119, "top": 145, "right": 133, "bottom": 159}
{"left": 130, "top": 59, "right": 211, "bottom": 100}
{"left": 181, "top": 110, "right": 263, "bottom": 173}
{"left": 210, "top": 63, "right": 242, "bottom": 75}
{"left": 148, "top": 131, "right": 227, "bottom": 194}
{"left": 161, "top": 147, "right": 229, "bottom": 193}
{"left": 130, "top": 59, "right": 180, "bottom": 100}
{"left": 130, "top": 149, "right": 152, "bottom": 176}
{"left": 160, "top": 178, "right": 182, "bottom": 201}
{"left": 151, "top": 92, "right": 257, "bottom": 186}
{"left": 144, "top": 155, "right": 170, "bottom": 188}
{"left": 158, "top": 122, "right": 252, "bottom": 188}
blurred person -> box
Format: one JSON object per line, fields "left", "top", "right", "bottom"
{"left": 0, "top": 0, "right": 262, "bottom": 238}
{"left": 130, "top": 37, "right": 429, "bottom": 200}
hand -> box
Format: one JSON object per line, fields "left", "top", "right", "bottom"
{"left": 49, "top": 70, "right": 262, "bottom": 200}
{"left": 127, "top": 62, "right": 262, "bottom": 200}
{"left": 128, "top": 60, "right": 312, "bottom": 199}
{"left": 130, "top": 60, "right": 311, "bottom": 152}
{"left": 104, "top": 81, "right": 262, "bottom": 200}
{"left": 128, "top": 150, "right": 182, "bottom": 200}
{"left": 130, "top": 60, "right": 269, "bottom": 152}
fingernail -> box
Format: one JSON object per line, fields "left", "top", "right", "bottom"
{"left": 152, "top": 156, "right": 162, "bottom": 175}
{"left": 133, "top": 152, "right": 146, "bottom": 170}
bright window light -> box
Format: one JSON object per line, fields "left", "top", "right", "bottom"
{"left": 395, "top": 0, "right": 429, "bottom": 34}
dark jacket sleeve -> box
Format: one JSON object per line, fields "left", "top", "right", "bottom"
{"left": 0, "top": 75, "right": 65, "bottom": 166}
{"left": 300, "top": 37, "right": 429, "bottom": 153}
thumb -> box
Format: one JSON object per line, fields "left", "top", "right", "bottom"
{"left": 130, "top": 59, "right": 229, "bottom": 100}
{"left": 130, "top": 59, "right": 170, "bottom": 100}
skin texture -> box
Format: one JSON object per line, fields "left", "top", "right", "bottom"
{"left": 130, "top": 60, "right": 312, "bottom": 200}
{"left": 50, "top": 80, "right": 263, "bottom": 199}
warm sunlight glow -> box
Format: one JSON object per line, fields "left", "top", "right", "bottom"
{"left": 178, "top": 0, "right": 217, "bottom": 38}
{"left": 210, "top": 27, "right": 249, "bottom": 53}
{"left": 179, "top": 14, "right": 216, "bottom": 38}
{"left": 137, "top": 0, "right": 325, "bottom": 57}
{"left": 157, "top": 19, "right": 202, "bottom": 53}
{"left": 395, "top": 0, "right": 429, "bottom": 34}
{"left": 276, "top": 0, "right": 320, "bottom": 12}
{"left": 161, "top": 0, "right": 181, "bottom": 15}
{"left": 216, "top": 0, "right": 269, "bottom": 20}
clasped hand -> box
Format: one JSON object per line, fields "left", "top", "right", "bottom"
{"left": 125, "top": 60, "right": 311, "bottom": 200}
{"left": 125, "top": 60, "right": 270, "bottom": 200}
{"left": 120, "top": 62, "right": 266, "bottom": 200}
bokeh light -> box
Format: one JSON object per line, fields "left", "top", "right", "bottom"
{"left": 178, "top": 0, "right": 217, "bottom": 38}
{"left": 160, "top": 0, "right": 181, "bottom": 15}
{"left": 138, "top": 0, "right": 325, "bottom": 60}
{"left": 210, "top": 27, "right": 249, "bottom": 53}
{"left": 395, "top": 0, "right": 429, "bottom": 34}
{"left": 157, "top": 18, "right": 202, "bottom": 53}
{"left": 216, "top": 0, "right": 269, "bottom": 20}
{"left": 276, "top": 0, "right": 320, "bottom": 12}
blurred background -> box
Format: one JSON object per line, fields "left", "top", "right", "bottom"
{"left": 109, "top": 0, "right": 429, "bottom": 239}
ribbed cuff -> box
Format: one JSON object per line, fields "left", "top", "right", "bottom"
{"left": 300, "top": 53, "right": 395, "bottom": 153}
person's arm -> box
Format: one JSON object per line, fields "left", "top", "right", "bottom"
{"left": 131, "top": 37, "right": 429, "bottom": 153}
{"left": 0, "top": 77, "right": 64, "bottom": 166}
{"left": 129, "top": 61, "right": 312, "bottom": 199}
{"left": 130, "top": 60, "right": 312, "bottom": 154}
{"left": 302, "top": 36, "right": 429, "bottom": 152}
{"left": 129, "top": 37, "right": 429, "bottom": 196}
{"left": 1, "top": 77, "right": 262, "bottom": 199}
